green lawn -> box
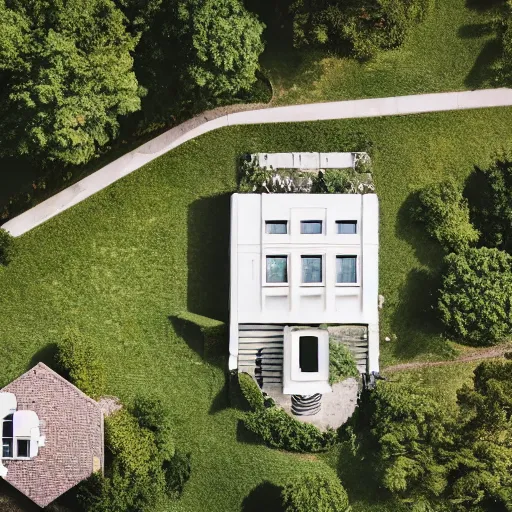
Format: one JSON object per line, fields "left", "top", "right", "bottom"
{"left": 1, "top": 107, "right": 512, "bottom": 510}
{"left": 264, "top": 0, "right": 502, "bottom": 105}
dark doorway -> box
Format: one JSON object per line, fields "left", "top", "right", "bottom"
{"left": 299, "top": 336, "right": 318, "bottom": 372}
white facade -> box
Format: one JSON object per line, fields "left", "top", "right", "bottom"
{"left": 254, "top": 152, "right": 360, "bottom": 170}
{"left": 229, "top": 193, "right": 380, "bottom": 374}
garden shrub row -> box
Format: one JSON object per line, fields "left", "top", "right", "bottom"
{"left": 238, "top": 372, "right": 265, "bottom": 411}
{"left": 329, "top": 342, "right": 359, "bottom": 385}
{"left": 242, "top": 406, "right": 337, "bottom": 453}
{"left": 0, "top": 228, "right": 15, "bottom": 266}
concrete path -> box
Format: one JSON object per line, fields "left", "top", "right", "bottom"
{"left": 3, "top": 88, "right": 512, "bottom": 237}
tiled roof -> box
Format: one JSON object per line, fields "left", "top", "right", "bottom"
{"left": 1, "top": 363, "right": 104, "bottom": 508}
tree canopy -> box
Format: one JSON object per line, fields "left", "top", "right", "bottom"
{"left": 0, "top": 0, "right": 142, "bottom": 166}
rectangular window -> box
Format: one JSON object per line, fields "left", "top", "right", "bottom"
{"left": 265, "top": 221, "right": 287, "bottom": 234}
{"left": 2, "top": 416, "right": 13, "bottom": 438}
{"left": 299, "top": 336, "right": 319, "bottom": 372}
{"left": 17, "top": 440, "right": 29, "bottom": 458}
{"left": 336, "top": 221, "right": 357, "bottom": 234}
{"left": 2, "top": 439, "right": 12, "bottom": 458}
{"left": 300, "top": 221, "right": 322, "bottom": 234}
{"left": 336, "top": 256, "right": 357, "bottom": 284}
{"left": 266, "top": 256, "right": 288, "bottom": 283}
{"left": 301, "top": 256, "right": 322, "bottom": 283}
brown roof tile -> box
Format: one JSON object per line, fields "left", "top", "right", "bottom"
{"left": 1, "top": 363, "right": 104, "bottom": 508}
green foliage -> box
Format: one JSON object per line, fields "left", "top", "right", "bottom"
{"left": 450, "top": 360, "right": 512, "bottom": 510}
{"left": 238, "top": 372, "right": 265, "bottom": 411}
{"left": 55, "top": 328, "right": 106, "bottom": 399}
{"left": 242, "top": 406, "right": 337, "bottom": 452}
{"left": 178, "top": 0, "right": 265, "bottom": 98}
{"left": 80, "top": 407, "right": 190, "bottom": 511}
{"left": 164, "top": 450, "right": 192, "bottom": 498}
{"left": 0, "top": 0, "right": 141, "bottom": 166}
{"left": 290, "top": 0, "right": 435, "bottom": 59}
{"left": 470, "top": 155, "right": 512, "bottom": 253}
{"left": 281, "top": 473, "right": 351, "bottom": 512}
{"left": 315, "top": 168, "right": 375, "bottom": 194}
{"left": 362, "top": 382, "right": 455, "bottom": 507}
{"left": 133, "top": 395, "right": 175, "bottom": 459}
{"left": 0, "top": 228, "right": 15, "bottom": 266}
{"left": 438, "top": 247, "right": 512, "bottom": 345}
{"left": 413, "top": 179, "right": 479, "bottom": 253}
{"left": 329, "top": 342, "right": 359, "bottom": 385}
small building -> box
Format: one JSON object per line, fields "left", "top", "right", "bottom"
{"left": 0, "top": 363, "right": 104, "bottom": 508}
{"left": 229, "top": 192, "right": 379, "bottom": 419}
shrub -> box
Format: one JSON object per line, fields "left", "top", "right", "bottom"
{"left": 133, "top": 395, "right": 175, "bottom": 459}
{"left": 163, "top": 450, "right": 192, "bottom": 498}
{"left": 0, "top": 228, "right": 15, "bottom": 266}
{"left": 413, "top": 179, "right": 479, "bottom": 253}
{"left": 329, "top": 342, "right": 359, "bottom": 385}
{"left": 55, "top": 328, "right": 106, "bottom": 399}
{"left": 238, "top": 372, "right": 265, "bottom": 411}
{"left": 242, "top": 407, "right": 336, "bottom": 452}
{"left": 438, "top": 247, "right": 512, "bottom": 345}
{"left": 314, "top": 169, "right": 375, "bottom": 194}
{"left": 281, "top": 473, "right": 350, "bottom": 512}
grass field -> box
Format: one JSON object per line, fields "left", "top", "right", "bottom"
{"left": 264, "top": 0, "right": 502, "bottom": 105}
{"left": 1, "top": 106, "right": 512, "bottom": 510}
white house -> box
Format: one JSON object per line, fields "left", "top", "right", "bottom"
{"left": 229, "top": 193, "right": 379, "bottom": 398}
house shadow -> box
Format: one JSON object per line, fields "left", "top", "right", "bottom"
{"left": 0, "top": 479, "right": 40, "bottom": 512}
{"left": 241, "top": 481, "right": 284, "bottom": 512}
{"left": 465, "top": 0, "right": 502, "bottom": 11}
{"left": 187, "top": 194, "right": 231, "bottom": 323}
{"left": 27, "top": 343, "right": 59, "bottom": 371}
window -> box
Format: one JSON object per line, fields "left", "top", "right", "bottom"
{"left": 336, "top": 221, "right": 357, "bottom": 234}
{"left": 2, "top": 415, "right": 13, "bottom": 437}
{"left": 336, "top": 256, "right": 357, "bottom": 284}
{"left": 299, "top": 336, "right": 319, "bottom": 372}
{"left": 17, "top": 440, "right": 29, "bottom": 458}
{"left": 301, "top": 256, "right": 322, "bottom": 283}
{"left": 265, "top": 221, "right": 287, "bottom": 234}
{"left": 266, "top": 256, "right": 288, "bottom": 283}
{"left": 2, "top": 439, "right": 12, "bottom": 458}
{"left": 300, "top": 221, "right": 322, "bottom": 234}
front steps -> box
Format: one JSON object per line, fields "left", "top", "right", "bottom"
{"left": 238, "top": 324, "right": 284, "bottom": 386}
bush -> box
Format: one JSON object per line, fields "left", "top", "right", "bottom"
{"left": 238, "top": 372, "right": 265, "bottom": 411}
{"left": 438, "top": 247, "right": 512, "bottom": 345}
{"left": 281, "top": 473, "right": 350, "bottom": 512}
{"left": 55, "top": 328, "right": 106, "bottom": 399}
{"left": 329, "top": 342, "right": 359, "bottom": 385}
{"left": 133, "top": 395, "right": 175, "bottom": 459}
{"left": 0, "top": 228, "right": 15, "bottom": 266}
{"left": 413, "top": 179, "right": 479, "bottom": 253}
{"left": 291, "top": 0, "right": 435, "bottom": 59}
{"left": 242, "top": 407, "right": 336, "bottom": 452}
{"left": 163, "top": 450, "right": 192, "bottom": 498}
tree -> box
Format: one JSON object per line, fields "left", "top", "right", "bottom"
{"left": 281, "top": 473, "right": 350, "bottom": 512}
{"left": 0, "top": 0, "right": 141, "bottom": 166}
{"left": 438, "top": 247, "right": 512, "bottom": 345}
{"left": 177, "top": 0, "right": 265, "bottom": 99}
{"left": 469, "top": 156, "right": 512, "bottom": 253}
{"left": 364, "top": 382, "right": 455, "bottom": 508}
{"left": 413, "top": 179, "right": 479, "bottom": 253}
{"left": 450, "top": 361, "right": 512, "bottom": 510}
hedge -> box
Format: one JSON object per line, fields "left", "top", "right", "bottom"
{"left": 238, "top": 372, "right": 265, "bottom": 411}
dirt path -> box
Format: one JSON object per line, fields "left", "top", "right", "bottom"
{"left": 382, "top": 344, "right": 512, "bottom": 373}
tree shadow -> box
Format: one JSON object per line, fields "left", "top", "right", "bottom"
{"left": 236, "top": 420, "right": 264, "bottom": 446}
{"left": 465, "top": 0, "right": 502, "bottom": 11}
{"left": 395, "top": 191, "right": 444, "bottom": 268}
{"left": 209, "top": 372, "right": 230, "bottom": 415}
{"left": 464, "top": 38, "right": 502, "bottom": 89}
{"left": 458, "top": 22, "right": 495, "bottom": 39}
{"left": 187, "top": 194, "right": 231, "bottom": 322}
{"left": 390, "top": 268, "right": 453, "bottom": 361}
{"left": 27, "top": 342, "right": 59, "bottom": 371}
{"left": 241, "top": 481, "right": 284, "bottom": 512}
